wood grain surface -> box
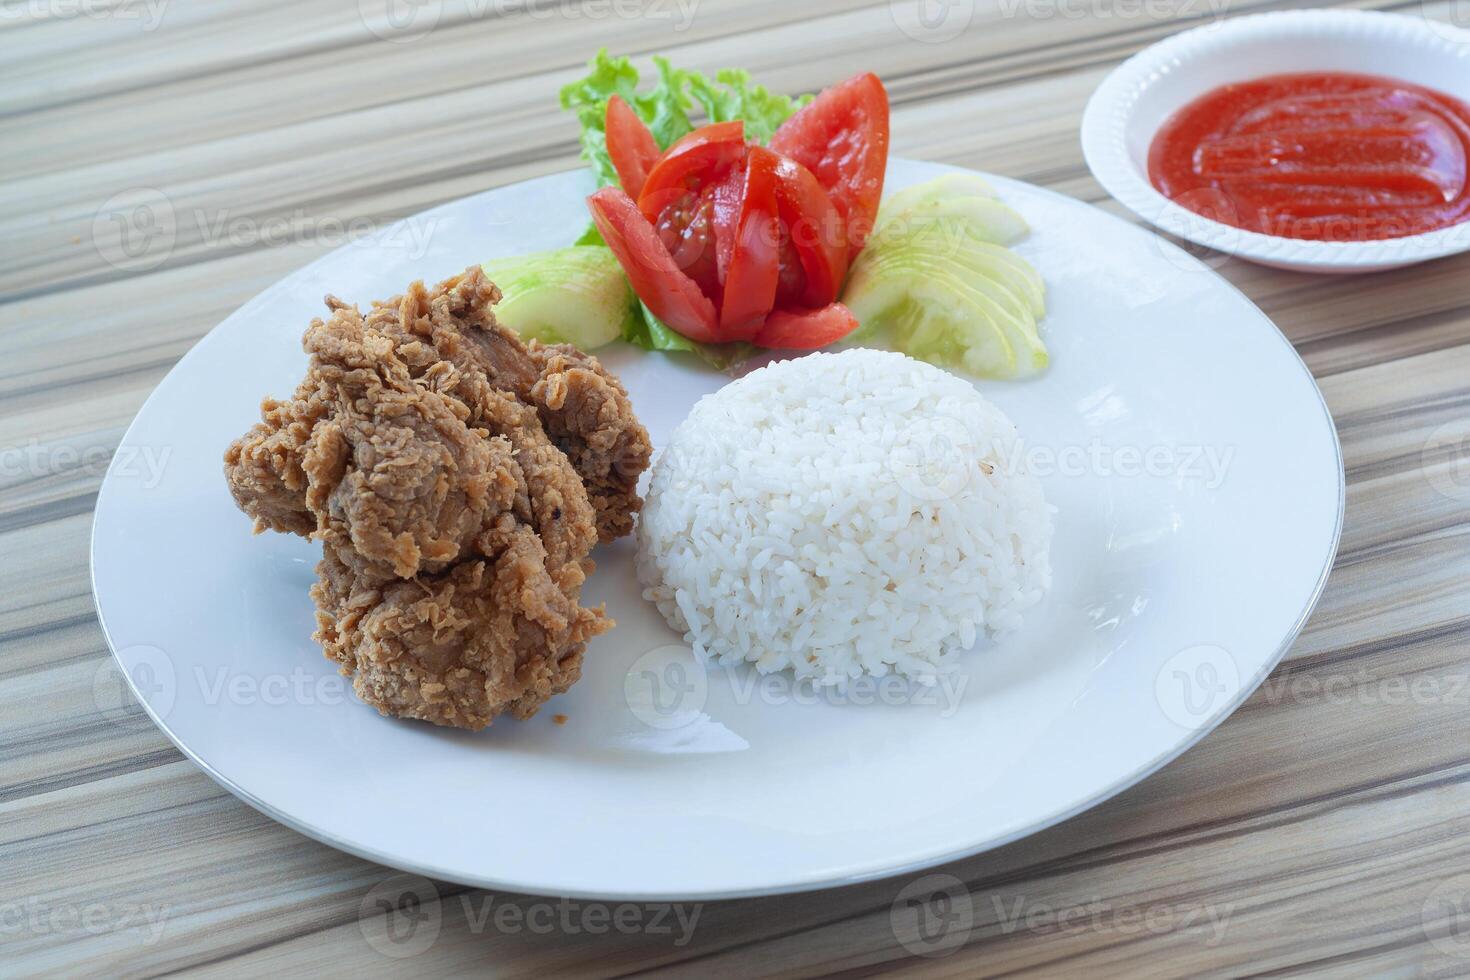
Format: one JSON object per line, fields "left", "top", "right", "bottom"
{"left": 5, "top": 0, "right": 1470, "bottom": 976}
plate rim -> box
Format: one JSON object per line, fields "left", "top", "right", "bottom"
{"left": 90, "top": 161, "right": 1346, "bottom": 901}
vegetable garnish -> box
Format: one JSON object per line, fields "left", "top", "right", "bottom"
{"left": 769, "top": 72, "right": 891, "bottom": 260}
{"left": 561, "top": 50, "right": 811, "bottom": 188}
{"left": 575, "top": 55, "right": 889, "bottom": 355}
{"left": 588, "top": 186, "right": 722, "bottom": 344}
{"left": 556, "top": 50, "right": 817, "bottom": 362}
{"left": 766, "top": 147, "right": 848, "bottom": 309}
{"left": 751, "top": 303, "right": 860, "bottom": 351}
{"left": 719, "top": 147, "right": 781, "bottom": 338}
{"left": 489, "top": 53, "right": 898, "bottom": 366}
{"left": 843, "top": 174, "right": 1049, "bottom": 378}
{"left": 604, "top": 95, "right": 660, "bottom": 200}
{"left": 481, "top": 247, "right": 637, "bottom": 349}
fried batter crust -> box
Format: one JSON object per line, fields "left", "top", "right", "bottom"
{"left": 223, "top": 267, "right": 647, "bottom": 730}
{"left": 224, "top": 269, "right": 651, "bottom": 544}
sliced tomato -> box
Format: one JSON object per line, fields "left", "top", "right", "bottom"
{"left": 604, "top": 95, "right": 660, "bottom": 199}
{"left": 586, "top": 187, "right": 720, "bottom": 344}
{"left": 773, "top": 224, "right": 806, "bottom": 309}
{"left": 651, "top": 187, "right": 722, "bottom": 303}
{"left": 637, "top": 121, "right": 746, "bottom": 224}
{"left": 709, "top": 164, "right": 745, "bottom": 283}
{"left": 635, "top": 121, "right": 747, "bottom": 307}
{"left": 769, "top": 73, "right": 890, "bottom": 259}
{"left": 761, "top": 147, "right": 848, "bottom": 308}
{"left": 751, "top": 302, "right": 860, "bottom": 350}
{"left": 719, "top": 150, "right": 781, "bottom": 339}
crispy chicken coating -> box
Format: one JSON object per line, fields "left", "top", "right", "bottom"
{"left": 223, "top": 267, "right": 648, "bottom": 729}
{"left": 529, "top": 343, "right": 649, "bottom": 542}
{"left": 225, "top": 270, "right": 651, "bottom": 545}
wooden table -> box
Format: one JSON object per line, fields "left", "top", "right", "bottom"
{"left": 6, "top": 0, "right": 1470, "bottom": 975}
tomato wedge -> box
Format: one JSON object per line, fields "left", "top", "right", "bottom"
{"left": 604, "top": 95, "right": 660, "bottom": 199}
{"left": 637, "top": 121, "right": 746, "bottom": 225}
{"left": 761, "top": 147, "right": 848, "bottom": 309}
{"left": 751, "top": 302, "right": 860, "bottom": 350}
{"left": 769, "top": 73, "right": 890, "bottom": 259}
{"left": 651, "top": 186, "right": 722, "bottom": 303}
{"left": 719, "top": 151, "right": 781, "bottom": 338}
{"left": 586, "top": 187, "right": 720, "bottom": 344}
{"left": 709, "top": 165, "right": 743, "bottom": 284}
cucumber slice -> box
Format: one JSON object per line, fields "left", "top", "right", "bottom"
{"left": 842, "top": 175, "right": 1048, "bottom": 379}
{"left": 846, "top": 258, "right": 1046, "bottom": 378}
{"left": 852, "top": 243, "right": 1033, "bottom": 324}
{"left": 854, "top": 244, "right": 1044, "bottom": 322}
{"left": 871, "top": 196, "right": 1029, "bottom": 246}
{"left": 482, "top": 246, "right": 636, "bottom": 350}
{"left": 878, "top": 173, "right": 998, "bottom": 220}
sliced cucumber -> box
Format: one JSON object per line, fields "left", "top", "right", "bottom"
{"left": 842, "top": 174, "right": 1048, "bottom": 379}
{"left": 482, "top": 246, "right": 635, "bottom": 350}
{"left": 852, "top": 249, "right": 1031, "bottom": 329}
{"left": 871, "top": 196, "right": 1029, "bottom": 247}
{"left": 846, "top": 256, "right": 1046, "bottom": 378}
{"left": 853, "top": 237, "right": 1045, "bottom": 320}
{"left": 877, "top": 172, "right": 998, "bottom": 220}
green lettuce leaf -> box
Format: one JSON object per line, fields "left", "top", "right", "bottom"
{"left": 626, "top": 301, "right": 755, "bottom": 371}
{"left": 621, "top": 300, "right": 696, "bottom": 354}
{"left": 572, "top": 224, "right": 605, "bottom": 248}
{"left": 681, "top": 67, "right": 810, "bottom": 144}
{"left": 559, "top": 49, "right": 810, "bottom": 192}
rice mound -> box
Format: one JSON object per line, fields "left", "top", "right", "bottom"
{"left": 635, "top": 348, "right": 1053, "bottom": 683}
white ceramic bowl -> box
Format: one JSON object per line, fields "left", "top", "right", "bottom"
{"left": 1082, "top": 9, "right": 1470, "bottom": 273}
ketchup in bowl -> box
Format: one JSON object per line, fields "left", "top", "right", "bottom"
{"left": 1148, "top": 72, "right": 1470, "bottom": 242}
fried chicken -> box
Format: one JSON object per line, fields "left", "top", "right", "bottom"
{"left": 223, "top": 267, "right": 650, "bottom": 730}
{"left": 226, "top": 270, "right": 650, "bottom": 545}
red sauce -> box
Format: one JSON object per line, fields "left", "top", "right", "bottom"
{"left": 1148, "top": 72, "right": 1470, "bottom": 241}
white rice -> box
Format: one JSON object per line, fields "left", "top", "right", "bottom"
{"left": 635, "top": 348, "right": 1053, "bottom": 684}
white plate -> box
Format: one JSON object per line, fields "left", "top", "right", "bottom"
{"left": 91, "top": 159, "right": 1343, "bottom": 900}
{"left": 1081, "top": 10, "right": 1470, "bottom": 273}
